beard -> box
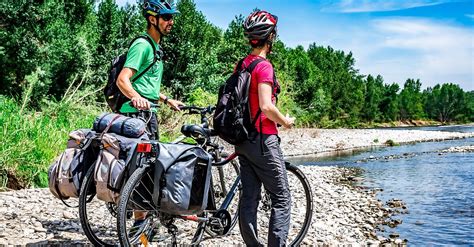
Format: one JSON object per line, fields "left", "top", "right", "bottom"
{"left": 162, "top": 24, "right": 172, "bottom": 35}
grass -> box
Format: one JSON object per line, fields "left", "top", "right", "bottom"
{"left": 0, "top": 96, "right": 102, "bottom": 188}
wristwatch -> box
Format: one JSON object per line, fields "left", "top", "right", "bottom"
{"left": 163, "top": 96, "right": 169, "bottom": 105}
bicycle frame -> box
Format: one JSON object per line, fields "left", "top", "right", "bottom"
{"left": 180, "top": 152, "right": 239, "bottom": 223}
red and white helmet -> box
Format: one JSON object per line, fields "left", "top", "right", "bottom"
{"left": 243, "top": 10, "right": 278, "bottom": 41}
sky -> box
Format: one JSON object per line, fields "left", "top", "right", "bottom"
{"left": 118, "top": 0, "right": 474, "bottom": 91}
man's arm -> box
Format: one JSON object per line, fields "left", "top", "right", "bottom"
{"left": 158, "top": 93, "right": 184, "bottom": 111}
{"left": 258, "top": 82, "right": 294, "bottom": 128}
{"left": 117, "top": 67, "right": 150, "bottom": 110}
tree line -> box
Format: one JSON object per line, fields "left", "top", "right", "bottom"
{"left": 2, "top": 0, "right": 473, "bottom": 127}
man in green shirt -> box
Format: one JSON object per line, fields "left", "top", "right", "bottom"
{"left": 117, "top": 0, "right": 183, "bottom": 140}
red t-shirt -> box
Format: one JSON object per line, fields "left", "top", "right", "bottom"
{"left": 240, "top": 54, "right": 279, "bottom": 135}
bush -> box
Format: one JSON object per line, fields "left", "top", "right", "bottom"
{"left": 385, "top": 139, "right": 399, "bottom": 146}
{"left": 0, "top": 95, "right": 103, "bottom": 188}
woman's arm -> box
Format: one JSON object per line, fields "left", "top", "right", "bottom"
{"left": 258, "top": 82, "right": 294, "bottom": 128}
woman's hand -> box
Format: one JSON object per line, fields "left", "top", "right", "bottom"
{"left": 283, "top": 113, "right": 295, "bottom": 129}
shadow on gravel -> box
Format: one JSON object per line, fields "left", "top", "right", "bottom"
{"left": 22, "top": 219, "right": 94, "bottom": 246}
{"left": 25, "top": 240, "right": 92, "bottom": 247}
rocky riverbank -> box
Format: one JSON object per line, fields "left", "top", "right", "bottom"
{"left": 279, "top": 128, "right": 474, "bottom": 156}
{"left": 0, "top": 166, "right": 405, "bottom": 246}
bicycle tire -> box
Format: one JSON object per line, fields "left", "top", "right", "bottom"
{"left": 286, "top": 164, "right": 313, "bottom": 245}
{"left": 78, "top": 164, "right": 119, "bottom": 247}
{"left": 257, "top": 163, "right": 313, "bottom": 246}
{"left": 117, "top": 165, "right": 158, "bottom": 247}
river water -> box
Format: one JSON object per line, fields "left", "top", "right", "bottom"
{"left": 291, "top": 125, "right": 474, "bottom": 245}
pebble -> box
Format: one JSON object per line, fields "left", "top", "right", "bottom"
{"left": 62, "top": 211, "right": 75, "bottom": 219}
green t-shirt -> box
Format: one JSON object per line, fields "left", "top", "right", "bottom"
{"left": 119, "top": 33, "right": 163, "bottom": 113}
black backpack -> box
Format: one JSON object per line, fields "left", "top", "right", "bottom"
{"left": 104, "top": 35, "right": 160, "bottom": 112}
{"left": 213, "top": 58, "right": 278, "bottom": 145}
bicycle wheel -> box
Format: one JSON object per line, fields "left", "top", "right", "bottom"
{"left": 203, "top": 159, "right": 241, "bottom": 237}
{"left": 118, "top": 164, "right": 197, "bottom": 246}
{"left": 78, "top": 164, "right": 119, "bottom": 246}
{"left": 257, "top": 163, "right": 313, "bottom": 246}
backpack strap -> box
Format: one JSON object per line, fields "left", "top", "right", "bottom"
{"left": 244, "top": 58, "right": 266, "bottom": 127}
{"left": 245, "top": 58, "right": 265, "bottom": 72}
{"left": 129, "top": 35, "right": 161, "bottom": 83}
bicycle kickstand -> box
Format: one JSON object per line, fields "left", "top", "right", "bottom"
{"left": 168, "top": 224, "right": 178, "bottom": 247}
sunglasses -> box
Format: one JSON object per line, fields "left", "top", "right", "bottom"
{"left": 161, "top": 14, "right": 173, "bottom": 21}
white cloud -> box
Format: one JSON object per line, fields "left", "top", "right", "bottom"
{"left": 322, "top": 0, "right": 454, "bottom": 13}
{"left": 355, "top": 18, "right": 474, "bottom": 89}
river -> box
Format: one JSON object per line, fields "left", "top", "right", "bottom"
{"left": 291, "top": 125, "right": 474, "bottom": 245}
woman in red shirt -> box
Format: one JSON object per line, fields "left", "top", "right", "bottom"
{"left": 236, "top": 10, "right": 295, "bottom": 246}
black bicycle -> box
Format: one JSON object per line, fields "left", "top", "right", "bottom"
{"left": 116, "top": 105, "right": 313, "bottom": 246}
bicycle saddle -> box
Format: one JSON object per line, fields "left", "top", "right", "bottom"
{"left": 181, "top": 124, "right": 211, "bottom": 139}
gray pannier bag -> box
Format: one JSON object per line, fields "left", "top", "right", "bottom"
{"left": 151, "top": 143, "right": 212, "bottom": 215}
{"left": 48, "top": 129, "right": 97, "bottom": 206}
{"left": 94, "top": 132, "right": 147, "bottom": 204}
{"left": 93, "top": 113, "right": 146, "bottom": 138}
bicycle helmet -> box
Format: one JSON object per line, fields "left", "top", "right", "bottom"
{"left": 243, "top": 10, "right": 278, "bottom": 41}
{"left": 143, "top": 0, "right": 179, "bottom": 17}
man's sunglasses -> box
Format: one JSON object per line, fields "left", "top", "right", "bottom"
{"left": 161, "top": 14, "right": 173, "bottom": 21}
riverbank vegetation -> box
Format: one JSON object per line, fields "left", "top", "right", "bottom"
{"left": 1, "top": 0, "right": 473, "bottom": 188}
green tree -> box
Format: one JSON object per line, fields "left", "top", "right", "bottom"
{"left": 161, "top": 0, "right": 224, "bottom": 98}
{"left": 307, "top": 44, "right": 364, "bottom": 125}
{"left": 399, "top": 78, "right": 424, "bottom": 120}
{"left": 380, "top": 83, "right": 400, "bottom": 121}
{"left": 217, "top": 15, "right": 249, "bottom": 70}
{"left": 362, "top": 74, "right": 384, "bottom": 122}
{"left": 464, "top": 91, "right": 474, "bottom": 122}
{"left": 424, "top": 83, "right": 466, "bottom": 123}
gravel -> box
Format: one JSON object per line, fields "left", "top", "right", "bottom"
{"left": 2, "top": 127, "right": 472, "bottom": 246}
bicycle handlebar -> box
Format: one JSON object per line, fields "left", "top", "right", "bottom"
{"left": 128, "top": 101, "right": 159, "bottom": 110}
{"left": 179, "top": 105, "right": 216, "bottom": 115}
{"left": 128, "top": 102, "right": 215, "bottom": 115}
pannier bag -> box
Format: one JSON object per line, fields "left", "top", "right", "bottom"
{"left": 94, "top": 133, "right": 146, "bottom": 204}
{"left": 48, "top": 129, "right": 97, "bottom": 202}
{"left": 151, "top": 143, "right": 212, "bottom": 215}
{"left": 93, "top": 113, "right": 146, "bottom": 138}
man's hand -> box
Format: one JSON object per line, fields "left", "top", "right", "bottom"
{"left": 131, "top": 96, "right": 150, "bottom": 110}
{"left": 283, "top": 113, "right": 295, "bottom": 129}
{"left": 166, "top": 99, "right": 185, "bottom": 111}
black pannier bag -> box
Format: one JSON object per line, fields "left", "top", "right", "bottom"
{"left": 48, "top": 129, "right": 98, "bottom": 206}
{"left": 93, "top": 113, "right": 146, "bottom": 138}
{"left": 150, "top": 143, "right": 212, "bottom": 215}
